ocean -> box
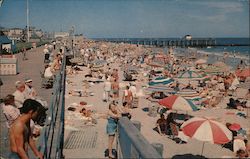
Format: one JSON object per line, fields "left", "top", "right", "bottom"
{"left": 93, "top": 37, "right": 249, "bottom": 68}
{"left": 199, "top": 38, "right": 249, "bottom": 56}
{"left": 95, "top": 37, "right": 249, "bottom": 55}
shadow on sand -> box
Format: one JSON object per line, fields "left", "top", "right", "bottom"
{"left": 172, "top": 154, "right": 206, "bottom": 159}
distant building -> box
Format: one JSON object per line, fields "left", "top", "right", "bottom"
{"left": 54, "top": 32, "right": 69, "bottom": 39}
{"left": 8, "top": 28, "right": 24, "bottom": 41}
{"left": 183, "top": 35, "right": 192, "bottom": 40}
{"left": 35, "top": 29, "right": 43, "bottom": 38}
{"left": 9, "top": 28, "right": 23, "bottom": 36}
{"left": 0, "top": 35, "right": 12, "bottom": 54}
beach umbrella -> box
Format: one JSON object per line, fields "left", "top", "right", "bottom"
{"left": 181, "top": 117, "right": 232, "bottom": 155}
{"left": 145, "top": 85, "right": 176, "bottom": 94}
{"left": 158, "top": 95, "right": 198, "bottom": 111}
{"left": 236, "top": 68, "right": 250, "bottom": 78}
{"left": 148, "top": 77, "right": 174, "bottom": 86}
{"left": 177, "top": 70, "right": 205, "bottom": 79}
{"left": 195, "top": 59, "right": 207, "bottom": 65}
{"left": 228, "top": 123, "right": 241, "bottom": 131}
{"left": 176, "top": 89, "right": 201, "bottom": 98}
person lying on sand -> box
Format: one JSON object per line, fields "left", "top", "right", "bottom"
{"left": 80, "top": 108, "right": 97, "bottom": 125}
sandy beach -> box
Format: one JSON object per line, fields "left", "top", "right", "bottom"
{"left": 62, "top": 39, "right": 250, "bottom": 158}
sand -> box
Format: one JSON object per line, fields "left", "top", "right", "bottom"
{"left": 62, "top": 44, "right": 250, "bottom": 158}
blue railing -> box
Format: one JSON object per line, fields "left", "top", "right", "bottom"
{"left": 117, "top": 117, "right": 163, "bottom": 158}
{"left": 37, "top": 55, "right": 66, "bottom": 159}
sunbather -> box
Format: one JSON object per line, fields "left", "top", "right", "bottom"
{"left": 155, "top": 114, "right": 167, "bottom": 136}
{"left": 227, "top": 98, "right": 247, "bottom": 110}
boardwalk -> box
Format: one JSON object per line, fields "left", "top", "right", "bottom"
{"left": 0, "top": 46, "right": 54, "bottom": 158}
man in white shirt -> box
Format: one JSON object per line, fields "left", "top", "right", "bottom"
{"left": 13, "top": 81, "right": 26, "bottom": 108}
{"left": 24, "top": 78, "right": 37, "bottom": 99}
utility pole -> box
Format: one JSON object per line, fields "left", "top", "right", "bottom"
{"left": 27, "top": 0, "right": 30, "bottom": 42}
{"left": 71, "top": 26, "right": 75, "bottom": 57}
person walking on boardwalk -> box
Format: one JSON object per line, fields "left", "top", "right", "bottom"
{"left": 8, "top": 99, "right": 43, "bottom": 159}
{"left": 106, "top": 103, "right": 120, "bottom": 159}
{"left": 22, "top": 47, "right": 27, "bottom": 61}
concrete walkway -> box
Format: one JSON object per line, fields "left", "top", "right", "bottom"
{"left": 0, "top": 46, "right": 54, "bottom": 158}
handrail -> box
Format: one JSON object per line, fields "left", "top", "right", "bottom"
{"left": 55, "top": 56, "right": 66, "bottom": 159}
{"left": 37, "top": 55, "right": 66, "bottom": 159}
{"left": 37, "top": 53, "right": 162, "bottom": 159}
{"left": 117, "top": 117, "right": 162, "bottom": 159}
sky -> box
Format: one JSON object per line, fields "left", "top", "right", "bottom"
{"left": 0, "top": 0, "right": 249, "bottom": 38}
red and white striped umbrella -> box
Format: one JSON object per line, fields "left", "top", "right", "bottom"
{"left": 158, "top": 95, "right": 198, "bottom": 111}
{"left": 181, "top": 117, "right": 232, "bottom": 144}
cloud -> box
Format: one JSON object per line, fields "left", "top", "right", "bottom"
{"left": 185, "top": 1, "right": 246, "bottom": 22}
{"left": 199, "top": 1, "right": 244, "bottom": 13}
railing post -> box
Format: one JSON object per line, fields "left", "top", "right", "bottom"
{"left": 132, "top": 121, "right": 141, "bottom": 131}
{"left": 151, "top": 143, "right": 163, "bottom": 157}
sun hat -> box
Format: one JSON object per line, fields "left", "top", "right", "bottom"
{"left": 25, "top": 78, "right": 33, "bottom": 83}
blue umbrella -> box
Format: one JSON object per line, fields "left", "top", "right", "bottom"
{"left": 148, "top": 77, "right": 174, "bottom": 86}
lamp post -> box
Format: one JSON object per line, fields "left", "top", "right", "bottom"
{"left": 26, "top": 0, "right": 30, "bottom": 42}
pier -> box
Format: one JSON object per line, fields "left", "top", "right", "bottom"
{"left": 94, "top": 38, "right": 217, "bottom": 47}
{"left": 94, "top": 38, "right": 249, "bottom": 48}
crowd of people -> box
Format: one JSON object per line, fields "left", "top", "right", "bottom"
{"left": 0, "top": 42, "right": 63, "bottom": 159}
{"left": 65, "top": 41, "right": 249, "bottom": 158}
{"left": 5, "top": 39, "right": 247, "bottom": 158}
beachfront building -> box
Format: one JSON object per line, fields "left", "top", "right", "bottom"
{"left": 54, "top": 32, "right": 69, "bottom": 39}
{"left": 0, "top": 34, "right": 18, "bottom": 75}
{"left": 0, "top": 35, "right": 12, "bottom": 54}
{"left": 8, "top": 28, "right": 24, "bottom": 42}
{"left": 0, "top": 56, "right": 18, "bottom": 75}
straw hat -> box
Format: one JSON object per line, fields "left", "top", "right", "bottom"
{"left": 25, "top": 78, "right": 33, "bottom": 83}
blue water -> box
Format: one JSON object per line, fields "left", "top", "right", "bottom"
{"left": 200, "top": 38, "right": 250, "bottom": 56}
{"left": 94, "top": 37, "right": 249, "bottom": 56}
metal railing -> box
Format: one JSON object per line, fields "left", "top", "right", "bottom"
{"left": 37, "top": 54, "right": 162, "bottom": 159}
{"left": 117, "top": 117, "right": 163, "bottom": 158}
{"left": 38, "top": 55, "right": 66, "bottom": 159}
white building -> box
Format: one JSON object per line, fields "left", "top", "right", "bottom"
{"left": 54, "top": 32, "right": 69, "bottom": 39}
